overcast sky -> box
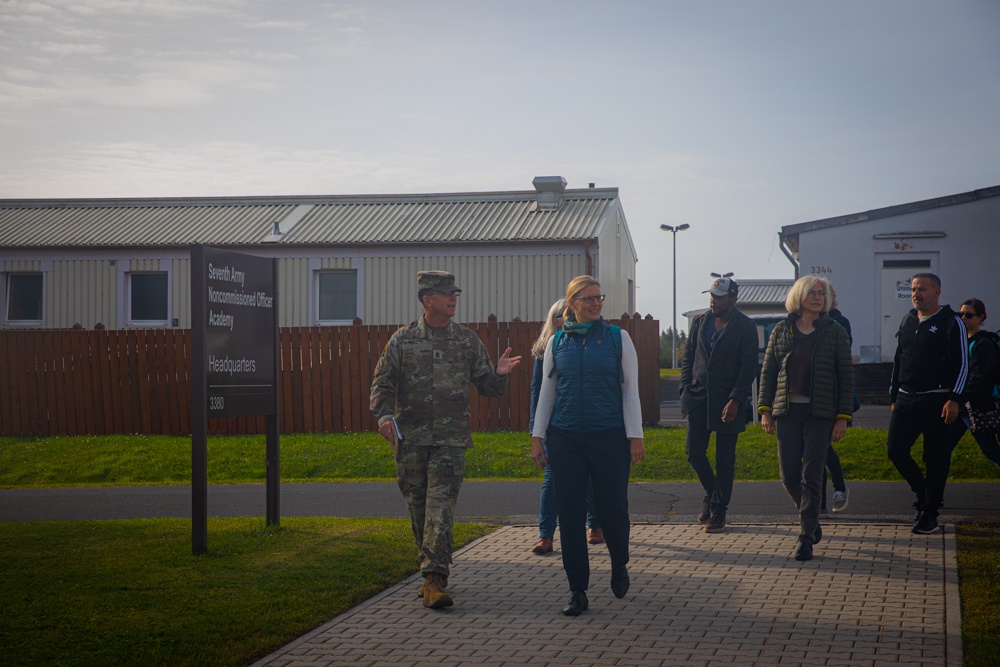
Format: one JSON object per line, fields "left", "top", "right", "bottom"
{"left": 2, "top": 0, "right": 998, "bottom": 328}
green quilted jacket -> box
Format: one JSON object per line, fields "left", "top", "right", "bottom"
{"left": 757, "top": 312, "right": 855, "bottom": 420}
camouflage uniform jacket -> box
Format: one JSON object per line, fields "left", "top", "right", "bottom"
{"left": 370, "top": 317, "right": 509, "bottom": 448}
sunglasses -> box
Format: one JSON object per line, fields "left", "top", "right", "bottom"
{"left": 961, "top": 312, "right": 981, "bottom": 319}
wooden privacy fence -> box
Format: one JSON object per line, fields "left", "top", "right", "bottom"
{"left": 0, "top": 314, "right": 660, "bottom": 437}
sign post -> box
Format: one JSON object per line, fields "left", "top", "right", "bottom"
{"left": 190, "top": 245, "right": 280, "bottom": 554}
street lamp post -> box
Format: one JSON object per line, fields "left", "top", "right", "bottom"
{"left": 659, "top": 223, "right": 690, "bottom": 368}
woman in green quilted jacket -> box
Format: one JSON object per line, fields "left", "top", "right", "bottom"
{"left": 757, "top": 276, "right": 854, "bottom": 562}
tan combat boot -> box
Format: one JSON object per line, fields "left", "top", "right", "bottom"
{"left": 417, "top": 574, "right": 448, "bottom": 597}
{"left": 422, "top": 573, "right": 453, "bottom": 609}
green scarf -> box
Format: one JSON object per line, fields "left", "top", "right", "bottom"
{"left": 562, "top": 312, "right": 599, "bottom": 335}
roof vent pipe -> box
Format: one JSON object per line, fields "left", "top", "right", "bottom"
{"left": 532, "top": 176, "right": 568, "bottom": 211}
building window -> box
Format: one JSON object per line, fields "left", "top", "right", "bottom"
{"left": 5, "top": 273, "right": 43, "bottom": 325}
{"left": 317, "top": 270, "right": 358, "bottom": 323}
{"left": 128, "top": 272, "right": 169, "bottom": 326}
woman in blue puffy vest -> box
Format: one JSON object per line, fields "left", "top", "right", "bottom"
{"left": 531, "top": 275, "right": 645, "bottom": 616}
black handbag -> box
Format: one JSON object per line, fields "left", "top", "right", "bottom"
{"left": 967, "top": 399, "right": 1000, "bottom": 435}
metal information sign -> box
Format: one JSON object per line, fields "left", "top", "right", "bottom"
{"left": 191, "top": 245, "right": 280, "bottom": 553}
{"left": 202, "top": 250, "right": 277, "bottom": 417}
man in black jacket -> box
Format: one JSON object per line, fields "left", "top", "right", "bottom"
{"left": 680, "top": 276, "right": 759, "bottom": 533}
{"left": 887, "top": 273, "right": 968, "bottom": 535}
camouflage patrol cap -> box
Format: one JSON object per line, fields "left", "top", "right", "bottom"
{"left": 417, "top": 270, "right": 462, "bottom": 294}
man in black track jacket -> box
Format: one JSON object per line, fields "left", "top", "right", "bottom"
{"left": 887, "top": 273, "right": 968, "bottom": 535}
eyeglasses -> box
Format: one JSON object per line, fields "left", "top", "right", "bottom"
{"left": 806, "top": 290, "right": 827, "bottom": 299}
{"left": 573, "top": 294, "right": 606, "bottom": 304}
{"left": 961, "top": 311, "right": 981, "bottom": 319}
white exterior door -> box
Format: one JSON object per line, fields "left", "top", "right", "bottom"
{"left": 878, "top": 255, "right": 936, "bottom": 362}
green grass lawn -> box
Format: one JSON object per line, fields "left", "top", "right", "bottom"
{"left": 3, "top": 426, "right": 999, "bottom": 487}
{"left": 0, "top": 517, "right": 496, "bottom": 667}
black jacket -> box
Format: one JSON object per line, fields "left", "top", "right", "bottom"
{"left": 680, "top": 307, "right": 758, "bottom": 433}
{"left": 964, "top": 330, "right": 1000, "bottom": 411}
{"left": 889, "top": 305, "right": 968, "bottom": 404}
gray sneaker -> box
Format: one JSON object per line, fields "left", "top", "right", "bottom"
{"left": 831, "top": 489, "right": 849, "bottom": 513}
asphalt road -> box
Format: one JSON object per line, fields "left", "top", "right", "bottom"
{"left": 3, "top": 480, "right": 998, "bottom": 524}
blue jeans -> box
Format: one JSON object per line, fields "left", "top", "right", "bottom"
{"left": 945, "top": 413, "right": 1000, "bottom": 471}
{"left": 539, "top": 443, "right": 599, "bottom": 539}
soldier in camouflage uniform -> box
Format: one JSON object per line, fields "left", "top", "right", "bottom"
{"left": 370, "top": 270, "right": 521, "bottom": 609}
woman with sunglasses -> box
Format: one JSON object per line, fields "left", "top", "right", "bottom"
{"left": 758, "top": 276, "right": 854, "bottom": 562}
{"left": 531, "top": 275, "right": 645, "bottom": 616}
{"left": 945, "top": 299, "right": 1000, "bottom": 470}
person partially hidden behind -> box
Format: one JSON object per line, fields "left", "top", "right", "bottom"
{"left": 370, "top": 270, "right": 521, "bottom": 609}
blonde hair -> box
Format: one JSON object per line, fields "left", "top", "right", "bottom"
{"left": 564, "top": 275, "right": 601, "bottom": 319}
{"left": 532, "top": 299, "right": 569, "bottom": 358}
{"left": 785, "top": 276, "right": 833, "bottom": 313}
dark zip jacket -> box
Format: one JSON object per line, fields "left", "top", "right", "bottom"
{"left": 756, "top": 312, "right": 855, "bottom": 420}
{"left": 889, "top": 305, "right": 968, "bottom": 404}
{"left": 963, "top": 330, "right": 1000, "bottom": 411}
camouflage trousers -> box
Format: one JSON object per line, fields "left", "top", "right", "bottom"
{"left": 395, "top": 443, "right": 466, "bottom": 577}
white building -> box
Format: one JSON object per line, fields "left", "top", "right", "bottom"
{"left": 780, "top": 184, "right": 1000, "bottom": 362}
{"left": 0, "top": 176, "right": 638, "bottom": 330}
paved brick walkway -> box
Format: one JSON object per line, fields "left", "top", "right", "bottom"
{"left": 251, "top": 523, "right": 960, "bottom": 667}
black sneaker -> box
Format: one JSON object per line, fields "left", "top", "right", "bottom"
{"left": 697, "top": 495, "right": 712, "bottom": 524}
{"left": 912, "top": 512, "right": 942, "bottom": 534}
{"left": 704, "top": 511, "right": 727, "bottom": 533}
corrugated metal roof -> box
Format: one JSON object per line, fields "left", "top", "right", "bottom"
{"left": 0, "top": 201, "right": 295, "bottom": 247}
{"left": 735, "top": 279, "right": 794, "bottom": 306}
{"left": 0, "top": 188, "right": 618, "bottom": 248}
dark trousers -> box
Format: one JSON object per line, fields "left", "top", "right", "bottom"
{"left": 547, "top": 426, "right": 631, "bottom": 593}
{"left": 886, "top": 392, "right": 952, "bottom": 516}
{"left": 685, "top": 402, "right": 739, "bottom": 513}
{"left": 776, "top": 404, "right": 832, "bottom": 544}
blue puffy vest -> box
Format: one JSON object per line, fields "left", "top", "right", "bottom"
{"left": 548, "top": 320, "right": 624, "bottom": 432}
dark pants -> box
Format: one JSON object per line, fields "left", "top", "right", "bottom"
{"left": 685, "top": 402, "right": 739, "bottom": 513}
{"left": 887, "top": 392, "right": 952, "bottom": 517}
{"left": 777, "top": 404, "right": 832, "bottom": 544}
{"left": 547, "top": 426, "right": 632, "bottom": 593}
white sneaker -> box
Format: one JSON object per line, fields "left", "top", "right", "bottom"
{"left": 832, "top": 489, "right": 849, "bottom": 513}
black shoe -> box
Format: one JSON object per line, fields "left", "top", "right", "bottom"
{"left": 562, "top": 590, "right": 588, "bottom": 616}
{"left": 697, "top": 495, "right": 712, "bottom": 524}
{"left": 610, "top": 565, "right": 630, "bottom": 599}
{"left": 913, "top": 512, "right": 942, "bottom": 534}
{"left": 794, "top": 540, "right": 813, "bottom": 561}
{"left": 704, "top": 511, "right": 727, "bottom": 533}
{"left": 813, "top": 524, "right": 822, "bottom": 545}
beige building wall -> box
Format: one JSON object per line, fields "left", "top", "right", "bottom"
{"left": 363, "top": 252, "right": 587, "bottom": 326}
{"left": 594, "top": 205, "right": 638, "bottom": 319}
